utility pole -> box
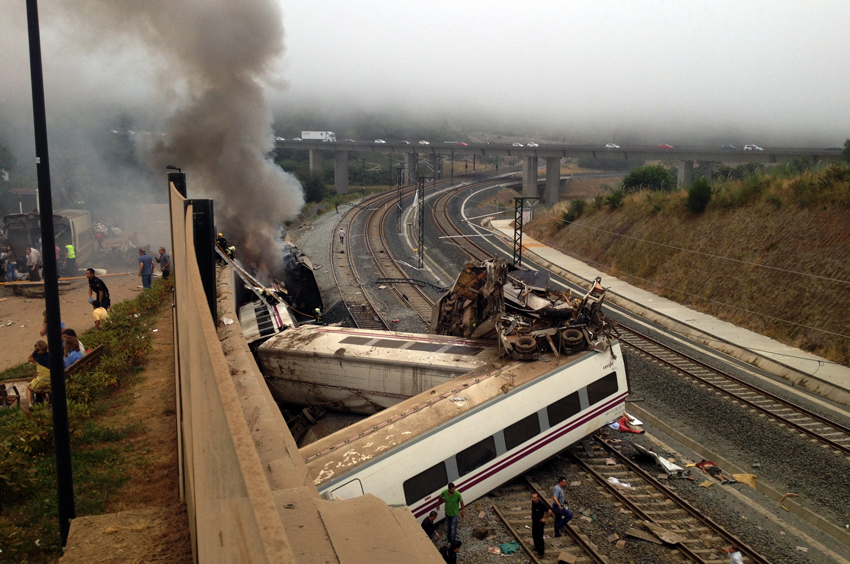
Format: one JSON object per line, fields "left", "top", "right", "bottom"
{"left": 396, "top": 167, "right": 403, "bottom": 234}
{"left": 512, "top": 197, "right": 538, "bottom": 267}
{"left": 417, "top": 177, "right": 425, "bottom": 268}
{"left": 25, "top": 0, "right": 75, "bottom": 546}
{"left": 450, "top": 149, "right": 454, "bottom": 185}
{"left": 361, "top": 158, "right": 365, "bottom": 195}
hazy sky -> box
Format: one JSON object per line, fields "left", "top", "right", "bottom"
{"left": 274, "top": 0, "right": 850, "bottom": 143}
{"left": 2, "top": 0, "right": 850, "bottom": 166}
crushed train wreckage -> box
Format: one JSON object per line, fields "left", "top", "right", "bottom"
{"left": 431, "top": 258, "right": 619, "bottom": 361}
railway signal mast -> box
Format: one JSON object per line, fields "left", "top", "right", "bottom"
{"left": 512, "top": 197, "right": 538, "bottom": 267}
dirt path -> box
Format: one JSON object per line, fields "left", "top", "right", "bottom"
{"left": 59, "top": 305, "right": 192, "bottom": 563}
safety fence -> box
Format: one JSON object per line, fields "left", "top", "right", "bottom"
{"left": 170, "top": 185, "right": 294, "bottom": 562}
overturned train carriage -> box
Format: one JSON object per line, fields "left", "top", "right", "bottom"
{"left": 301, "top": 340, "right": 627, "bottom": 521}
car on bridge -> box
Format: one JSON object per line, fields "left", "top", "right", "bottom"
{"left": 512, "top": 142, "right": 524, "bottom": 147}
{"left": 292, "top": 137, "right": 302, "bottom": 141}
{"left": 658, "top": 143, "right": 673, "bottom": 149}
{"left": 456, "top": 142, "right": 468, "bottom": 146}
{"left": 526, "top": 142, "right": 539, "bottom": 147}
{"left": 399, "top": 140, "right": 410, "bottom": 145}
{"left": 721, "top": 144, "right": 737, "bottom": 150}
{"left": 744, "top": 144, "right": 763, "bottom": 151}
{"left": 374, "top": 139, "right": 386, "bottom": 144}
{"left": 418, "top": 140, "right": 430, "bottom": 145}
{"left": 344, "top": 139, "right": 356, "bottom": 143}
{"left": 275, "top": 136, "right": 286, "bottom": 141}
{"left": 826, "top": 146, "right": 843, "bottom": 151}
{"left": 605, "top": 143, "right": 620, "bottom": 149}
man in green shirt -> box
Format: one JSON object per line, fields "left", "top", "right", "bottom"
{"left": 437, "top": 482, "right": 465, "bottom": 544}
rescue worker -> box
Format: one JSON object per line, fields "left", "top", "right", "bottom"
{"left": 215, "top": 233, "right": 229, "bottom": 264}
{"left": 314, "top": 308, "right": 323, "bottom": 324}
{"left": 226, "top": 245, "right": 235, "bottom": 260}
{"left": 63, "top": 243, "right": 76, "bottom": 277}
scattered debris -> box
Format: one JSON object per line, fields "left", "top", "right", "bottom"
{"left": 607, "top": 533, "right": 619, "bottom": 543}
{"left": 472, "top": 527, "right": 488, "bottom": 540}
{"left": 631, "top": 442, "right": 685, "bottom": 475}
{"left": 698, "top": 481, "right": 714, "bottom": 489}
{"left": 570, "top": 481, "right": 581, "bottom": 487}
{"left": 220, "top": 317, "right": 235, "bottom": 325}
{"left": 643, "top": 521, "right": 685, "bottom": 544}
{"left": 607, "top": 477, "right": 632, "bottom": 488}
{"left": 732, "top": 474, "right": 757, "bottom": 489}
{"left": 449, "top": 397, "right": 467, "bottom": 403}
{"left": 615, "top": 540, "right": 626, "bottom": 549}
{"left": 498, "top": 541, "right": 520, "bottom": 554}
{"left": 796, "top": 546, "right": 808, "bottom": 553}
{"left": 556, "top": 552, "right": 577, "bottom": 564}
{"left": 625, "top": 528, "right": 662, "bottom": 545}
{"left": 779, "top": 492, "right": 799, "bottom": 511}
{"left": 487, "top": 547, "right": 501, "bottom": 555}
{"left": 605, "top": 458, "right": 616, "bottom": 466}
{"left": 478, "top": 511, "right": 485, "bottom": 519}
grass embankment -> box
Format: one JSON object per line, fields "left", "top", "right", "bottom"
{"left": 527, "top": 164, "right": 850, "bottom": 365}
{"left": 0, "top": 279, "right": 172, "bottom": 562}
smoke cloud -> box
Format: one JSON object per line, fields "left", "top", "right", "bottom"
{"left": 5, "top": 0, "right": 305, "bottom": 271}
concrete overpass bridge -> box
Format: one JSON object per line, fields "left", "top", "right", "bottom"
{"left": 276, "top": 140, "right": 842, "bottom": 205}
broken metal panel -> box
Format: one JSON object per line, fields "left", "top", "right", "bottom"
{"left": 433, "top": 258, "right": 619, "bottom": 362}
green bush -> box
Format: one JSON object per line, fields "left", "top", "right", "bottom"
{"left": 0, "top": 277, "right": 171, "bottom": 505}
{"left": 622, "top": 165, "right": 676, "bottom": 192}
{"left": 686, "top": 178, "right": 712, "bottom": 213}
{"left": 561, "top": 198, "right": 587, "bottom": 223}
{"left": 606, "top": 190, "right": 626, "bottom": 209}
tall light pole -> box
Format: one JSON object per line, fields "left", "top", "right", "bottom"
{"left": 26, "top": 0, "right": 75, "bottom": 546}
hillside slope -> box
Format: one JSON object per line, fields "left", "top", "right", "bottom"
{"left": 527, "top": 193, "right": 850, "bottom": 366}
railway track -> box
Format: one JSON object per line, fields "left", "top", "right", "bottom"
{"left": 619, "top": 326, "right": 850, "bottom": 459}
{"left": 330, "top": 193, "right": 398, "bottom": 330}
{"left": 568, "top": 438, "right": 771, "bottom": 564}
{"left": 489, "top": 477, "right": 606, "bottom": 564}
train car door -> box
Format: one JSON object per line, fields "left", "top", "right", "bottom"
{"left": 331, "top": 478, "right": 364, "bottom": 500}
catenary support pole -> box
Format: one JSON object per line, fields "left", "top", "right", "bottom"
{"left": 25, "top": 0, "right": 75, "bottom": 546}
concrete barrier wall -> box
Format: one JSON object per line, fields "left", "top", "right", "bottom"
{"left": 171, "top": 188, "right": 295, "bottom": 563}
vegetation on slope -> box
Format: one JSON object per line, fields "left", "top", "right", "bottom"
{"left": 528, "top": 162, "right": 850, "bottom": 366}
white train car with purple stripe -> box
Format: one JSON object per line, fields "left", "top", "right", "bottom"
{"left": 301, "top": 340, "right": 626, "bottom": 521}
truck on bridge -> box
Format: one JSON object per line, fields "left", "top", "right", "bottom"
{"left": 301, "top": 131, "right": 336, "bottom": 142}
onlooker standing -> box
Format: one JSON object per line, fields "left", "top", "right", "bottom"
{"left": 5, "top": 245, "right": 17, "bottom": 282}
{"left": 155, "top": 247, "right": 172, "bottom": 280}
{"left": 26, "top": 247, "right": 41, "bottom": 282}
{"left": 421, "top": 511, "right": 440, "bottom": 542}
{"left": 436, "top": 483, "right": 465, "bottom": 544}
{"left": 91, "top": 300, "right": 109, "bottom": 329}
{"left": 138, "top": 248, "right": 153, "bottom": 289}
{"left": 95, "top": 231, "right": 104, "bottom": 250}
{"left": 63, "top": 243, "right": 76, "bottom": 277}
{"left": 338, "top": 228, "right": 345, "bottom": 245}
{"left": 530, "top": 492, "right": 553, "bottom": 558}
{"left": 552, "top": 477, "right": 573, "bottom": 536}
{"left": 86, "top": 269, "right": 111, "bottom": 309}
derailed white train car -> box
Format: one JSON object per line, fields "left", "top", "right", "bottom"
{"left": 301, "top": 341, "right": 626, "bottom": 521}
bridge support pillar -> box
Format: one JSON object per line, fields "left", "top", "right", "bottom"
{"left": 405, "top": 152, "right": 417, "bottom": 184}
{"left": 309, "top": 149, "right": 324, "bottom": 177}
{"left": 678, "top": 160, "right": 694, "bottom": 187}
{"left": 699, "top": 161, "right": 714, "bottom": 182}
{"left": 522, "top": 156, "right": 538, "bottom": 197}
{"left": 334, "top": 151, "right": 349, "bottom": 195}
{"left": 544, "top": 157, "right": 560, "bottom": 205}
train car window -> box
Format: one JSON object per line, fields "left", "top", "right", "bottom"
{"left": 340, "top": 336, "right": 373, "bottom": 346}
{"left": 443, "top": 345, "right": 485, "bottom": 356}
{"left": 403, "top": 462, "right": 448, "bottom": 506}
{"left": 547, "top": 392, "right": 581, "bottom": 427}
{"left": 587, "top": 372, "right": 619, "bottom": 406}
{"left": 456, "top": 437, "right": 497, "bottom": 476}
{"left": 408, "top": 342, "right": 443, "bottom": 352}
{"left": 504, "top": 413, "right": 541, "bottom": 451}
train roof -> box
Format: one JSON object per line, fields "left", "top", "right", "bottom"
{"left": 301, "top": 343, "right": 620, "bottom": 487}
{"left": 259, "top": 326, "right": 498, "bottom": 370}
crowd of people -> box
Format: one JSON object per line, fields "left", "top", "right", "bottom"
{"left": 20, "top": 246, "right": 172, "bottom": 409}
{"left": 422, "top": 478, "right": 575, "bottom": 562}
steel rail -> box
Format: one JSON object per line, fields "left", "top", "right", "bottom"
{"left": 618, "top": 326, "right": 850, "bottom": 458}
{"left": 522, "top": 476, "right": 608, "bottom": 564}
{"left": 568, "top": 439, "right": 772, "bottom": 564}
